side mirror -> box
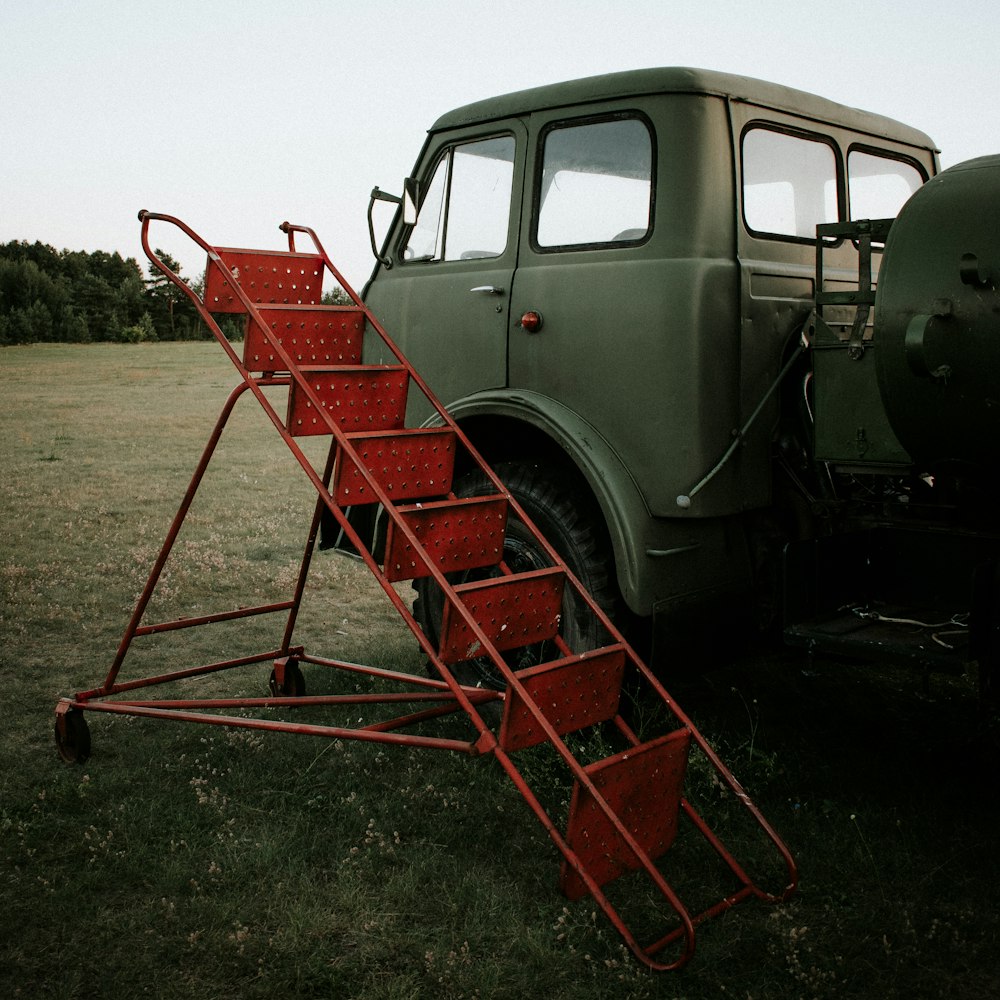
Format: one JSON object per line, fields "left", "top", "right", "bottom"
{"left": 367, "top": 180, "right": 423, "bottom": 268}
{"left": 403, "top": 177, "right": 422, "bottom": 227}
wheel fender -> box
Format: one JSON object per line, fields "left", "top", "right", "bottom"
{"left": 434, "top": 389, "right": 651, "bottom": 610}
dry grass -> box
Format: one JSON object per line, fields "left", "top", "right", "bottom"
{"left": 2, "top": 343, "right": 998, "bottom": 999}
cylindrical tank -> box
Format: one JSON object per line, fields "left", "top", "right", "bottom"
{"left": 875, "top": 155, "right": 1000, "bottom": 473}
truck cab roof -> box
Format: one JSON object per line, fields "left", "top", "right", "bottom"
{"left": 431, "top": 66, "right": 937, "bottom": 151}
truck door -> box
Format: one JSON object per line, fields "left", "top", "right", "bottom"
{"left": 364, "top": 124, "right": 526, "bottom": 424}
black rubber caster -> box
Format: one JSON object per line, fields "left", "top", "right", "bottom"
{"left": 55, "top": 707, "right": 91, "bottom": 764}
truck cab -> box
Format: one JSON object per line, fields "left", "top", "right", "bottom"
{"left": 361, "top": 67, "right": 938, "bottom": 658}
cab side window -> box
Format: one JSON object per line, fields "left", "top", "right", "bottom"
{"left": 535, "top": 116, "right": 653, "bottom": 249}
{"left": 847, "top": 149, "right": 924, "bottom": 221}
{"left": 403, "top": 135, "right": 515, "bottom": 263}
{"left": 742, "top": 127, "right": 838, "bottom": 239}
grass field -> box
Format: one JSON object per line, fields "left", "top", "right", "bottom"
{"left": 2, "top": 342, "right": 998, "bottom": 999}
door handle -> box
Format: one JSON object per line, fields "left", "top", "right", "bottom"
{"left": 470, "top": 285, "right": 504, "bottom": 295}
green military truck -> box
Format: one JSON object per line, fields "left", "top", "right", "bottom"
{"left": 354, "top": 67, "right": 1000, "bottom": 699}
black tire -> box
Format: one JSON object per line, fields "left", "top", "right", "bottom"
{"left": 413, "top": 460, "right": 618, "bottom": 689}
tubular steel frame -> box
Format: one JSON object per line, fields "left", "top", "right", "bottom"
{"left": 54, "top": 212, "right": 797, "bottom": 970}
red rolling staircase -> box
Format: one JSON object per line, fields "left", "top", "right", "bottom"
{"left": 53, "top": 211, "right": 797, "bottom": 970}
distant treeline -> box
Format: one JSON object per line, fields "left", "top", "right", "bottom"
{"left": 0, "top": 240, "right": 213, "bottom": 345}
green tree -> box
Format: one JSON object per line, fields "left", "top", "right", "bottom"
{"left": 145, "top": 250, "right": 199, "bottom": 339}
{"left": 59, "top": 304, "right": 91, "bottom": 343}
{"left": 117, "top": 311, "right": 157, "bottom": 343}
{"left": 0, "top": 239, "right": 197, "bottom": 344}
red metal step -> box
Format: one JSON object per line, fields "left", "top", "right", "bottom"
{"left": 205, "top": 248, "right": 324, "bottom": 312}
{"left": 560, "top": 728, "right": 692, "bottom": 901}
{"left": 332, "top": 428, "right": 457, "bottom": 505}
{"left": 244, "top": 305, "right": 365, "bottom": 372}
{"left": 288, "top": 366, "right": 409, "bottom": 436}
{"left": 383, "top": 495, "right": 509, "bottom": 582}
{"left": 499, "top": 644, "right": 626, "bottom": 752}
{"left": 438, "top": 566, "right": 565, "bottom": 664}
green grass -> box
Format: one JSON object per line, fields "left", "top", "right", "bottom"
{"left": 2, "top": 343, "right": 998, "bottom": 998}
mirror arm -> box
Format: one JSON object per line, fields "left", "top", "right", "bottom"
{"left": 367, "top": 186, "right": 401, "bottom": 268}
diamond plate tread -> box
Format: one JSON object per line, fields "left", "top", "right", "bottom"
{"left": 288, "top": 366, "right": 409, "bottom": 437}
{"left": 243, "top": 305, "right": 365, "bottom": 371}
{"left": 499, "top": 644, "right": 626, "bottom": 752}
{"left": 382, "top": 495, "right": 509, "bottom": 583}
{"left": 332, "top": 428, "right": 456, "bottom": 505}
{"left": 438, "top": 566, "right": 565, "bottom": 665}
{"left": 560, "top": 727, "right": 692, "bottom": 901}
{"left": 206, "top": 248, "right": 324, "bottom": 313}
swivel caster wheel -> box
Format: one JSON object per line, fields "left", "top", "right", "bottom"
{"left": 55, "top": 706, "right": 91, "bottom": 764}
{"left": 269, "top": 658, "right": 306, "bottom": 698}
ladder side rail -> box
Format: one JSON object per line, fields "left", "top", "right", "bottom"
{"left": 280, "top": 222, "right": 519, "bottom": 512}
{"left": 139, "top": 215, "right": 390, "bottom": 506}
{"left": 141, "top": 214, "right": 364, "bottom": 469}
{"left": 281, "top": 221, "right": 365, "bottom": 308}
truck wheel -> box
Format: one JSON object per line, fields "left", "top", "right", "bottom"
{"left": 413, "top": 460, "right": 617, "bottom": 689}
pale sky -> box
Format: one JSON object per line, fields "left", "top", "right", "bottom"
{"left": 2, "top": 0, "right": 997, "bottom": 293}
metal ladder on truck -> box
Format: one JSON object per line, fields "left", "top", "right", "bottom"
{"left": 53, "top": 211, "right": 797, "bottom": 971}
